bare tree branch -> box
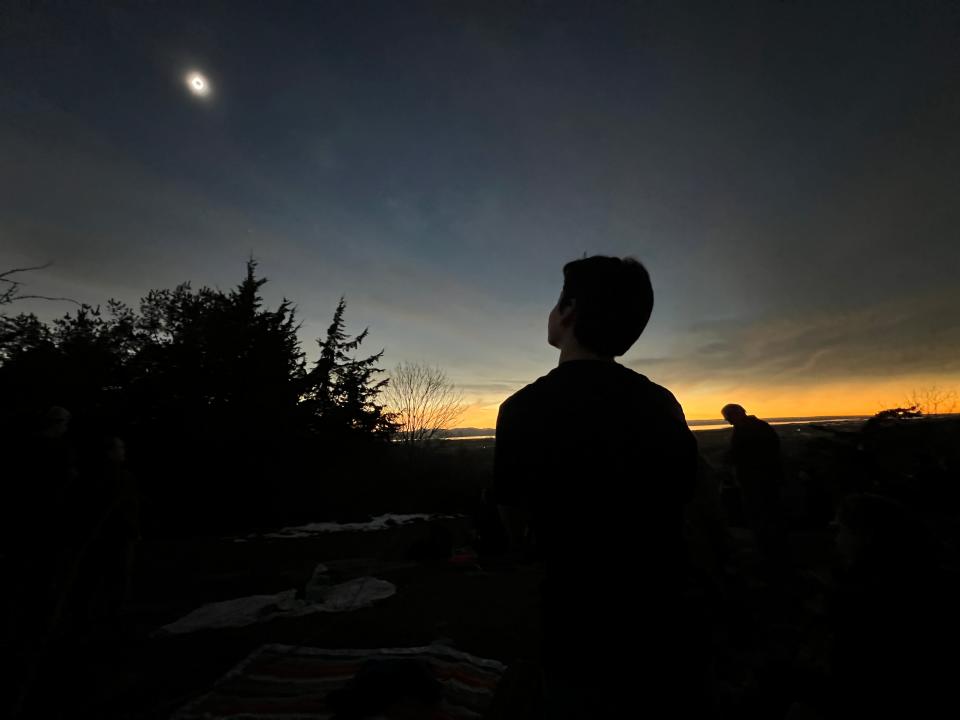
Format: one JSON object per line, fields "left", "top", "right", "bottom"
{"left": 0, "top": 262, "right": 53, "bottom": 281}
{"left": 12, "top": 294, "right": 82, "bottom": 305}
{"left": 905, "top": 385, "right": 958, "bottom": 416}
{"left": 0, "top": 263, "right": 80, "bottom": 306}
{"left": 383, "top": 362, "right": 467, "bottom": 446}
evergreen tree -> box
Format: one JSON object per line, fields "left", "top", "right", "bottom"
{"left": 0, "top": 301, "right": 138, "bottom": 420}
{"left": 129, "top": 260, "right": 304, "bottom": 432}
{"left": 0, "top": 259, "right": 396, "bottom": 533}
{"left": 301, "top": 298, "right": 396, "bottom": 439}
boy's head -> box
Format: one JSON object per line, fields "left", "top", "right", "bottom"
{"left": 547, "top": 255, "right": 654, "bottom": 357}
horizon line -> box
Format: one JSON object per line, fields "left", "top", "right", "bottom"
{"left": 443, "top": 413, "right": 881, "bottom": 434}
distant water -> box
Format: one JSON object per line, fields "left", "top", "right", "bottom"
{"left": 689, "top": 416, "right": 869, "bottom": 432}
{"left": 442, "top": 415, "right": 870, "bottom": 439}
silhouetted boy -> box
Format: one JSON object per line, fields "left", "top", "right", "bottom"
{"left": 494, "top": 256, "right": 700, "bottom": 717}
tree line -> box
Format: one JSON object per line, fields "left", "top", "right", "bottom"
{"left": 0, "top": 260, "right": 462, "bottom": 535}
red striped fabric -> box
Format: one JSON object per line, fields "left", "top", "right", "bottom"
{"left": 174, "top": 643, "right": 507, "bottom": 720}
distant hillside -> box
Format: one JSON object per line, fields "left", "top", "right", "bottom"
{"left": 439, "top": 427, "right": 497, "bottom": 438}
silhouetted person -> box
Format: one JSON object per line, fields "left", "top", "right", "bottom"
{"left": 70, "top": 432, "right": 140, "bottom": 630}
{"left": 28, "top": 405, "right": 78, "bottom": 517}
{"left": 6, "top": 406, "right": 80, "bottom": 718}
{"left": 8, "top": 406, "right": 78, "bottom": 613}
{"left": 721, "top": 403, "right": 788, "bottom": 573}
{"left": 96, "top": 435, "right": 140, "bottom": 618}
{"left": 494, "top": 256, "right": 701, "bottom": 717}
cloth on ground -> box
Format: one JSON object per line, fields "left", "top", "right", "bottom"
{"left": 158, "top": 577, "right": 396, "bottom": 635}
{"left": 172, "top": 643, "right": 507, "bottom": 720}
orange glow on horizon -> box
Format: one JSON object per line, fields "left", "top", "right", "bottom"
{"left": 458, "top": 403, "right": 501, "bottom": 430}
{"left": 453, "top": 373, "right": 960, "bottom": 429}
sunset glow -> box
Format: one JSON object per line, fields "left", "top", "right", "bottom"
{"left": 4, "top": 3, "right": 957, "bottom": 437}
{"left": 457, "top": 373, "right": 960, "bottom": 429}
{"left": 4, "top": 7, "right": 959, "bottom": 716}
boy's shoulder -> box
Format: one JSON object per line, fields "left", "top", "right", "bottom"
{"left": 499, "top": 373, "right": 553, "bottom": 417}
{"left": 638, "top": 374, "right": 686, "bottom": 420}
{"left": 500, "top": 363, "right": 682, "bottom": 415}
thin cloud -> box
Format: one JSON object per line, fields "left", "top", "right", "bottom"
{"left": 630, "top": 289, "right": 960, "bottom": 386}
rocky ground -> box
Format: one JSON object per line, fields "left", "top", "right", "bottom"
{"left": 13, "top": 417, "right": 960, "bottom": 719}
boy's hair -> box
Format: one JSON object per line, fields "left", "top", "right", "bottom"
{"left": 560, "top": 255, "right": 654, "bottom": 357}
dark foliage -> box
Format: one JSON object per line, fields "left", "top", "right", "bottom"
{"left": 300, "top": 297, "right": 397, "bottom": 441}
{"left": 868, "top": 406, "right": 922, "bottom": 423}
{"left": 0, "top": 261, "right": 395, "bottom": 535}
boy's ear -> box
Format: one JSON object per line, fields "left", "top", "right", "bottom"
{"left": 558, "top": 298, "right": 577, "bottom": 325}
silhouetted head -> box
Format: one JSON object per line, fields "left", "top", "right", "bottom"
{"left": 721, "top": 404, "right": 748, "bottom": 426}
{"left": 547, "top": 256, "right": 653, "bottom": 357}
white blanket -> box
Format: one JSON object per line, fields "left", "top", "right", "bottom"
{"left": 158, "top": 576, "right": 397, "bottom": 635}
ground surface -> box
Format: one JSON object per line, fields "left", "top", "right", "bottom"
{"left": 20, "top": 419, "right": 960, "bottom": 719}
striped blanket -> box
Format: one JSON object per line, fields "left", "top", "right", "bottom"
{"left": 173, "top": 643, "right": 507, "bottom": 720}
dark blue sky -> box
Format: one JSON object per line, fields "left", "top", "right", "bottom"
{"left": 2, "top": 1, "right": 959, "bottom": 423}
